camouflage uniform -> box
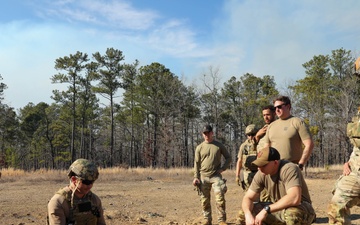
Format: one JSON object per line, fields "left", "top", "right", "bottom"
{"left": 47, "top": 159, "right": 106, "bottom": 225}
{"left": 199, "top": 175, "right": 228, "bottom": 224}
{"left": 328, "top": 146, "right": 360, "bottom": 225}
{"left": 328, "top": 112, "right": 360, "bottom": 225}
{"left": 237, "top": 201, "right": 315, "bottom": 225}
{"left": 238, "top": 138, "right": 258, "bottom": 191}
{"left": 194, "top": 125, "right": 231, "bottom": 225}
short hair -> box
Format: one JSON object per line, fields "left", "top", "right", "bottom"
{"left": 262, "top": 104, "right": 275, "bottom": 112}
{"left": 273, "top": 96, "right": 291, "bottom": 105}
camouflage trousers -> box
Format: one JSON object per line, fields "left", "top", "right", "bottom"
{"left": 328, "top": 172, "right": 360, "bottom": 225}
{"left": 237, "top": 201, "right": 316, "bottom": 225}
{"left": 199, "top": 174, "right": 227, "bottom": 223}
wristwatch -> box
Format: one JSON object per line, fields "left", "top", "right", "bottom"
{"left": 298, "top": 164, "right": 304, "bottom": 170}
{"left": 264, "top": 205, "right": 271, "bottom": 214}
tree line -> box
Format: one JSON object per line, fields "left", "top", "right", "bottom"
{"left": 0, "top": 47, "right": 359, "bottom": 170}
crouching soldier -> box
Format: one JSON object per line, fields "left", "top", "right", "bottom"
{"left": 47, "top": 159, "right": 106, "bottom": 225}
{"left": 238, "top": 147, "right": 316, "bottom": 225}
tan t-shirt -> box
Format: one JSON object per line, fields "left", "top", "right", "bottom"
{"left": 249, "top": 160, "right": 312, "bottom": 204}
{"left": 194, "top": 140, "right": 231, "bottom": 178}
{"left": 263, "top": 116, "right": 312, "bottom": 163}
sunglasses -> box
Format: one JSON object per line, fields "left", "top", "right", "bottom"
{"left": 81, "top": 179, "right": 95, "bottom": 185}
{"left": 274, "top": 104, "right": 287, "bottom": 110}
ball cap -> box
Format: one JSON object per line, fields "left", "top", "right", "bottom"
{"left": 202, "top": 124, "right": 213, "bottom": 133}
{"left": 252, "top": 146, "right": 280, "bottom": 167}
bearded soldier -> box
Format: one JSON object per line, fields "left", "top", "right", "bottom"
{"left": 48, "top": 159, "right": 106, "bottom": 225}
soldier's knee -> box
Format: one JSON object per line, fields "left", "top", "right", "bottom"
{"left": 284, "top": 207, "right": 313, "bottom": 224}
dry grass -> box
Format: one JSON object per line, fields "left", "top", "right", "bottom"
{"left": 0, "top": 164, "right": 343, "bottom": 181}
{"left": 0, "top": 166, "right": 193, "bottom": 182}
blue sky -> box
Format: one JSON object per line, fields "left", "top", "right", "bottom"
{"left": 1, "top": 0, "right": 359, "bottom": 110}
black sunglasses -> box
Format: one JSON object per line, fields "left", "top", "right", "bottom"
{"left": 274, "top": 104, "right": 287, "bottom": 110}
{"left": 81, "top": 179, "right": 95, "bottom": 185}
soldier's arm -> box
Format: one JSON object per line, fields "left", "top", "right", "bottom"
{"left": 47, "top": 196, "right": 67, "bottom": 225}
{"left": 242, "top": 189, "right": 259, "bottom": 224}
{"left": 193, "top": 146, "right": 201, "bottom": 179}
{"left": 255, "top": 125, "right": 267, "bottom": 143}
{"left": 220, "top": 144, "right": 232, "bottom": 172}
{"left": 298, "top": 138, "right": 314, "bottom": 165}
{"left": 267, "top": 186, "right": 301, "bottom": 213}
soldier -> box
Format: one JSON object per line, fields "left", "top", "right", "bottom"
{"left": 237, "top": 147, "right": 316, "bottom": 225}
{"left": 255, "top": 105, "right": 276, "bottom": 202}
{"left": 255, "top": 105, "right": 276, "bottom": 150}
{"left": 263, "top": 96, "right": 314, "bottom": 169}
{"left": 235, "top": 124, "right": 259, "bottom": 191}
{"left": 48, "top": 159, "right": 106, "bottom": 225}
{"left": 193, "top": 124, "right": 232, "bottom": 225}
{"left": 328, "top": 106, "right": 360, "bottom": 225}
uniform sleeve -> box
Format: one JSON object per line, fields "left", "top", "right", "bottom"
{"left": 297, "top": 119, "right": 312, "bottom": 141}
{"left": 282, "top": 164, "right": 302, "bottom": 190}
{"left": 193, "top": 144, "right": 201, "bottom": 178}
{"left": 220, "top": 143, "right": 232, "bottom": 171}
{"left": 93, "top": 194, "right": 106, "bottom": 225}
{"left": 48, "top": 194, "right": 67, "bottom": 225}
{"left": 237, "top": 143, "right": 245, "bottom": 159}
{"left": 248, "top": 171, "right": 264, "bottom": 193}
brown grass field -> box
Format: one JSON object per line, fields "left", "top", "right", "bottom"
{"left": 1, "top": 166, "right": 360, "bottom": 225}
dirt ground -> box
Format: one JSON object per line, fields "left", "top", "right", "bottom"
{"left": 1, "top": 167, "right": 360, "bottom": 225}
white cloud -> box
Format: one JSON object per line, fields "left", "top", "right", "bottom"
{"left": 2, "top": 0, "right": 360, "bottom": 109}
{"left": 31, "top": 0, "right": 159, "bottom": 30}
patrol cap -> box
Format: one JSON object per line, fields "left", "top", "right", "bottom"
{"left": 252, "top": 146, "right": 280, "bottom": 167}
{"left": 202, "top": 124, "right": 213, "bottom": 133}
{"left": 67, "top": 158, "right": 99, "bottom": 181}
{"left": 245, "top": 124, "right": 257, "bottom": 135}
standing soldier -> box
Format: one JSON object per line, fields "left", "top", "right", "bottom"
{"left": 235, "top": 124, "right": 259, "bottom": 191}
{"left": 193, "top": 125, "right": 232, "bottom": 225}
{"left": 48, "top": 159, "right": 106, "bottom": 225}
{"left": 328, "top": 58, "right": 360, "bottom": 225}
{"left": 263, "top": 96, "right": 314, "bottom": 169}
{"left": 255, "top": 105, "right": 276, "bottom": 202}
{"left": 255, "top": 105, "right": 276, "bottom": 150}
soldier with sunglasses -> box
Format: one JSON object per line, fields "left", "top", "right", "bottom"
{"left": 47, "top": 159, "right": 106, "bottom": 225}
{"left": 262, "top": 96, "right": 314, "bottom": 169}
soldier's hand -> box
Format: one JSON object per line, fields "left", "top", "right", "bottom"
{"left": 241, "top": 181, "right": 246, "bottom": 190}
{"left": 236, "top": 177, "right": 240, "bottom": 186}
{"left": 343, "top": 162, "right": 351, "bottom": 176}
{"left": 193, "top": 178, "right": 200, "bottom": 186}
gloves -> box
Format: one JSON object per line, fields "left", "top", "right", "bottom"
{"left": 241, "top": 181, "right": 246, "bottom": 190}
{"left": 236, "top": 177, "right": 241, "bottom": 186}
